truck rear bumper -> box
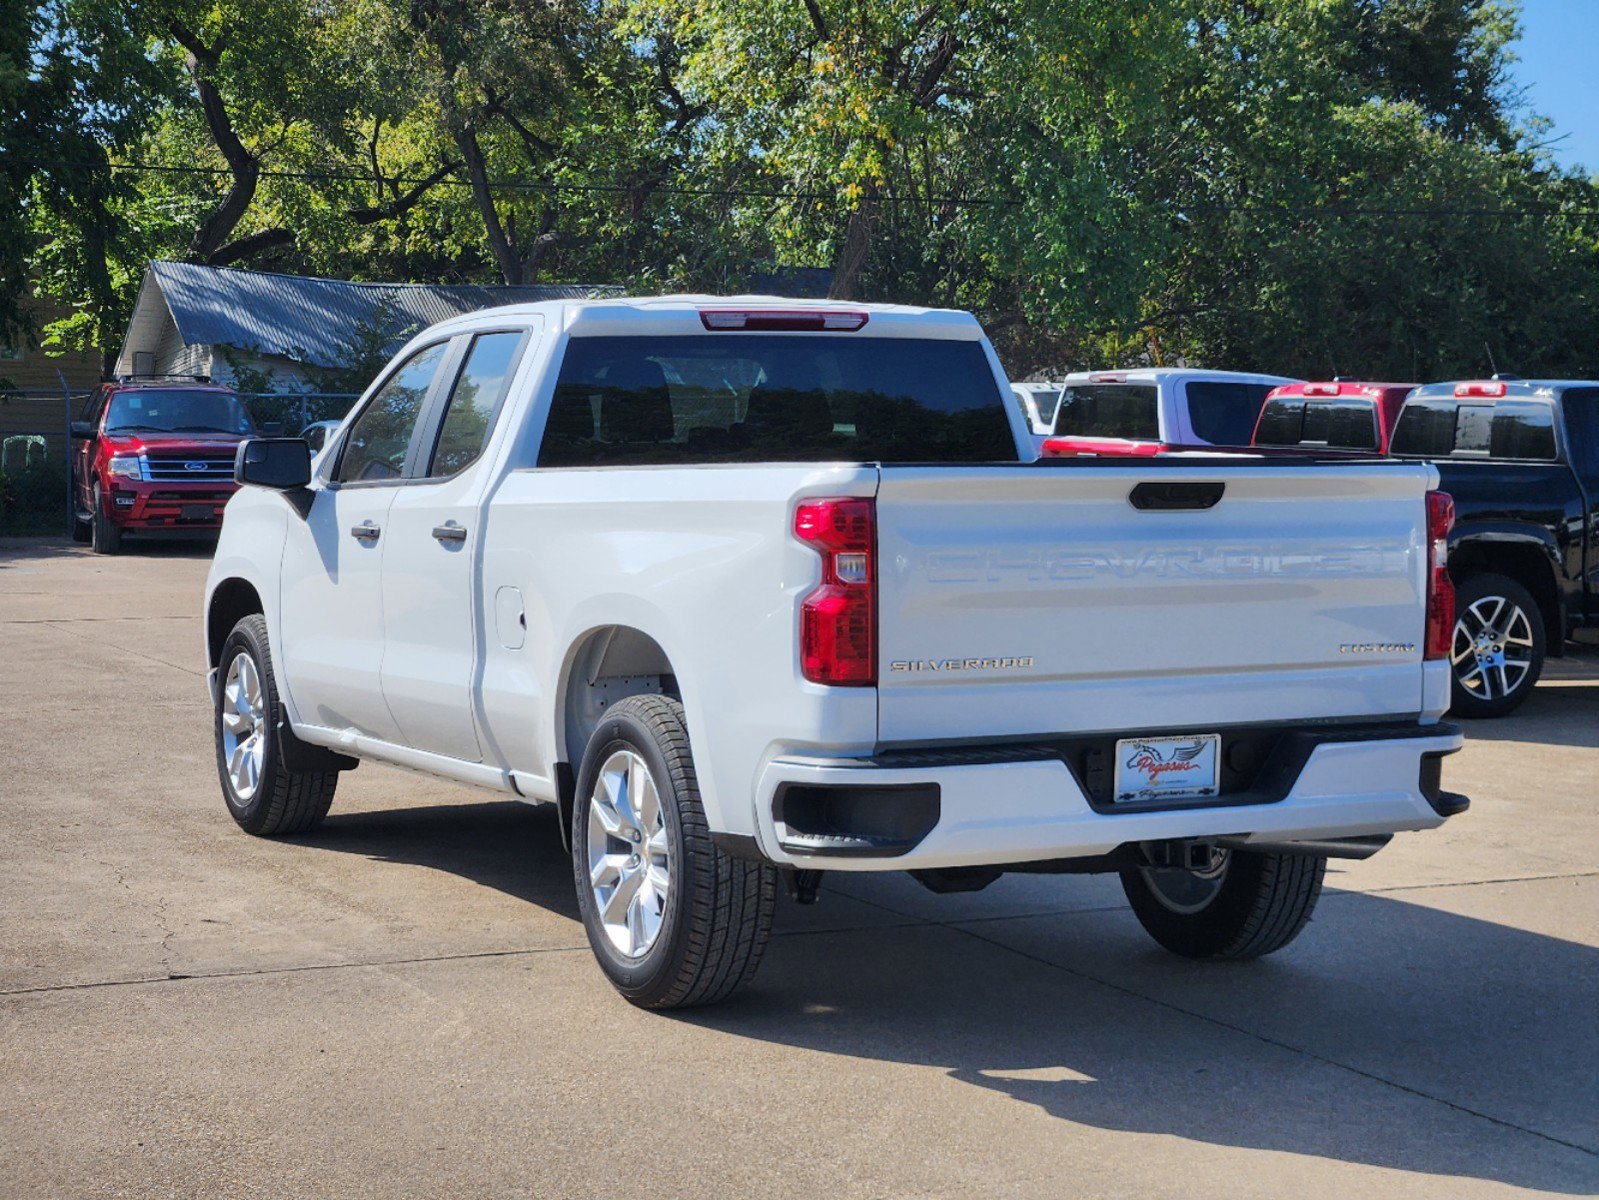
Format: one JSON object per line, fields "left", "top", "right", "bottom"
{"left": 747, "top": 723, "right": 1465, "bottom": 871}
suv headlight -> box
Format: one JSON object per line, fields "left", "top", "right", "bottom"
{"left": 107, "top": 455, "right": 143, "bottom": 480}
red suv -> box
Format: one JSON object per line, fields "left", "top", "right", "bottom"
{"left": 70, "top": 378, "right": 265, "bottom": 554}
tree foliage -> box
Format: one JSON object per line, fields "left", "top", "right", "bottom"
{"left": 7, "top": 0, "right": 1598, "bottom": 381}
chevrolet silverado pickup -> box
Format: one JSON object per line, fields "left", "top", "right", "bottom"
{"left": 204, "top": 296, "right": 1466, "bottom": 1009}
{"left": 1390, "top": 377, "right": 1599, "bottom": 717}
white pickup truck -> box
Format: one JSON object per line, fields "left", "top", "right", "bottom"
{"left": 205, "top": 296, "right": 1467, "bottom": 1009}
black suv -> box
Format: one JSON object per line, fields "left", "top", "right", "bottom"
{"left": 1389, "top": 378, "right": 1599, "bottom": 716}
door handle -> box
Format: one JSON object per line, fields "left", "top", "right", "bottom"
{"left": 432, "top": 521, "right": 468, "bottom": 543}
{"left": 350, "top": 522, "right": 381, "bottom": 541}
{"left": 1129, "top": 481, "right": 1225, "bottom": 511}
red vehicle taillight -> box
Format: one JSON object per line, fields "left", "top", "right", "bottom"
{"left": 794, "top": 498, "right": 876, "bottom": 685}
{"left": 1425, "top": 491, "right": 1455, "bottom": 660}
{"left": 1454, "top": 381, "right": 1507, "bottom": 398}
{"left": 1042, "top": 436, "right": 1163, "bottom": 458}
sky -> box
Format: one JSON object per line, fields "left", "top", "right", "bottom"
{"left": 1509, "top": 0, "right": 1599, "bottom": 174}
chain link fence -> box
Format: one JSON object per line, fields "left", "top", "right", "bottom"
{"left": 0, "top": 390, "right": 361, "bottom": 537}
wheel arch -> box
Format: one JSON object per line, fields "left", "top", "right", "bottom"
{"left": 1448, "top": 534, "right": 1564, "bottom": 656}
{"left": 554, "top": 624, "right": 683, "bottom": 847}
{"left": 207, "top": 577, "right": 265, "bottom": 670}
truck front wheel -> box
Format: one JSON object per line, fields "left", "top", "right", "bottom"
{"left": 214, "top": 614, "right": 338, "bottom": 835}
{"left": 1449, "top": 573, "right": 1545, "bottom": 718}
{"left": 572, "top": 694, "right": 777, "bottom": 1009}
{"left": 1121, "top": 848, "right": 1326, "bottom": 960}
{"left": 90, "top": 481, "right": 121, "bottom": 555}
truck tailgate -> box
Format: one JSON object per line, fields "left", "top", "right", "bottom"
{"left": 874, "top": 463, "right": 1434, "bottom": 743}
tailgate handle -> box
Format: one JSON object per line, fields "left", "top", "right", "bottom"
{"left": 1129, "top": 481, "right": 1225, "bottom": 511}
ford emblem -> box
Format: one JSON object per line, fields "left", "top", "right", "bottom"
{"left": 184, "top": 461, "right": 207, "bottom": 471}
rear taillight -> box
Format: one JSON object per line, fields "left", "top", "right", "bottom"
{"left": 1454, "top": 381, "right": 1506, "bottom": 398}
{"left": 794, "top": 498, "right": 875, "bottom": 685}
{"left": 1425, "top": 491, "right": 1455, "bottom": 660}
{"left": 1302, "top": 382, "right": 1340, "bottom": 396}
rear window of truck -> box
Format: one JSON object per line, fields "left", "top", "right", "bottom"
{"left": 536, "top": 335, "right": 1016, "bottom": 466}
{"left": 1053, "top": 384, "right": 1159, "bottom": 441}
{"left": 1254, "top": 397, "right": 1380, "bottom": 450}
{"left": 1391, "top": 398, "right": 1557, "bottom": 461}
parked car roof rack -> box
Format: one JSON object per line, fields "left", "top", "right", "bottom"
{"left": 106, "top": 373, "right": 215, "bottom": 384}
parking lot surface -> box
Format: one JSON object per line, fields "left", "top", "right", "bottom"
{"left": 2, "top": 537, "right": 1596, "bottom": 1198}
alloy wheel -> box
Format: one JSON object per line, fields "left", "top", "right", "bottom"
{"left": 1451, "top": 595, "right": 1535, "bottom": 702}
{"left": 221, "top": 651, "right": 267, "bottom": 800}
{"left": 586, "top": 749, "right": 672, "bottom": 958}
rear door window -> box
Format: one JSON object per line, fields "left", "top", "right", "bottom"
{"left": 425, "top": 331, "right": 526, "bottom": 477}
{"left": 1186, "top": 382, "right": 1272, "bottom": 445}
{"left": 536, "top": 335, "right": 1015, "bottom": 466}
{"left": 1054, "top": 384, "right": 1159, "bottom": 440}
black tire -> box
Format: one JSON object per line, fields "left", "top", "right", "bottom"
{"left": 572, "top": 694, "right": 777, "bottom": 1009}
{"left": 1449, "top": 573, "right": 1545, "bottom": 718}
{"left": 1121, "top": 849, "right": 1326, "bottom": 960}
{"left": 90, "top": 481, "right": 121, "bottom": 555}
{"left": 214, "top": 614, "right": 338, "bottom": 836}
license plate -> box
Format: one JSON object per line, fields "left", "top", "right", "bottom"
{"left": 181, "top": 504, "right": 215, "bottom": 521}
{"left": 1113, "top": 734, "right": 1221, "bottom": 803}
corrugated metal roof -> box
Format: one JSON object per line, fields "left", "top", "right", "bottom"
{"left": 130, "top": 262, "right": 618, "bottom": 370}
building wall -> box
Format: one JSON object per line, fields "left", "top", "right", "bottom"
{"left": 1, "top": 294, "right": 105, "bottom": 393}
{"left": 206, "top": 350, "right": 321, "bottom": 392}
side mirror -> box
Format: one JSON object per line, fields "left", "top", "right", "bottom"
{"left": 70, "top": 421, "right": 95, "bottom": 439}
{"left": 235, "top": 438, "right": 311, "bottom": 489}
{"left": 260, "top": 421, "right": 285, "bottom": 437}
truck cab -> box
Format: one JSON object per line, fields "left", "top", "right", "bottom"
{"left": 1041, "top": 368, "right": 1297, "bottom": 458}
{"left": 1388, "top": 378, "right": 1599, "bottom": 716}
{"left": 70, "top": 377, "right": 262, "bottom": 554}
{"left": 1252, "top": 381, "right": 1415, "bottom": 455}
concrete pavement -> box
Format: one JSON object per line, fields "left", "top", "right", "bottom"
{"left": 2, "top": 538, "right": 1596, "bottom": 1198}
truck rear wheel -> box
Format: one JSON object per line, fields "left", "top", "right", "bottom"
{"left": 1121, "top": 848, "right": 1326, "bottom": 960}
{"left": 214, "top": 614, "right": 337, "bottom": 835}
{"left": 90, "top": 482, "right": 121, "bottom": 555}
{"left": 572, "top": 694, "right": 776, "bottom": 1009}
{"left": 1449, "top": 573, "right": 1544, "bottom": 718}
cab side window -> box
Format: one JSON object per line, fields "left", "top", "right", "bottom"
{"left": 334, "top": 342, "right": 449, "bottom": 483}
{"left": 1562, "top": 389, "right": 1599, "bottom": 480}
{"left": 1186, "top": 382, "right": 1270, "bottom": 446}
{"left": 426, "top": 332, "right": 526, "bottom": 477}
